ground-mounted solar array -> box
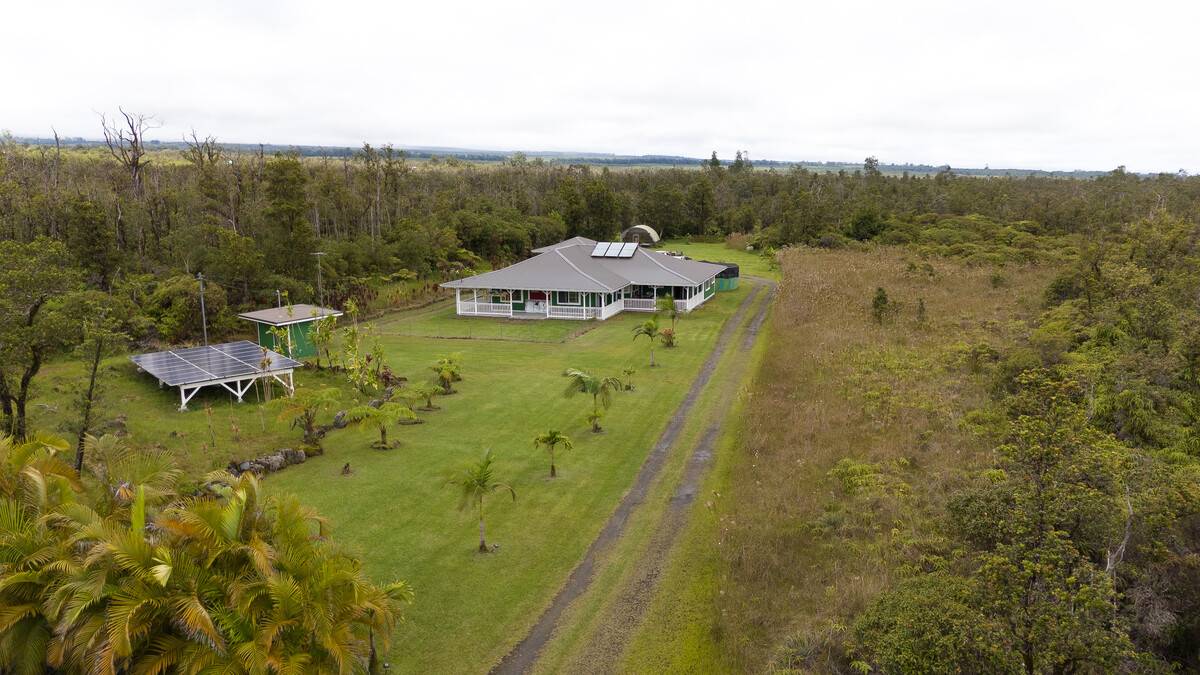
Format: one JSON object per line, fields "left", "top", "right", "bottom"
{"left": 130, "top": 340, "right": 302, "bottom": 409}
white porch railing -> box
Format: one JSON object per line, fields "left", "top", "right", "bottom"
{"left": 549, "top": 305, "right": 595, "bottom": 319}
{"left": 624, "top": 298, "right": 657, "bottom": 311}
{"left": 457, "top": 301, "right": 513, "bottom": 317}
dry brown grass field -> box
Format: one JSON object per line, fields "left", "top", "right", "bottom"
{"left": 716, "top": 247, "right": 1061, "bottom": 671}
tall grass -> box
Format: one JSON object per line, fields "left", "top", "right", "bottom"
{"left": 715, "top": 247, "right": 1058, "bottom": 671}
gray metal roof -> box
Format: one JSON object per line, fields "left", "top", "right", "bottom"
{"left": 530, "top": 236, "right": 597, "bottom": 253}
{"left": 237, "top": 304, "right": 342, "bottom": 326}
{"left": 441, "top": 239, "right": 724, "bottom": 291}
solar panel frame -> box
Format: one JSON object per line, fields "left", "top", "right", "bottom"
{"left": 603, "top": 242, "right": 623, "bottom": 258}
{"left": 618, "top": 242, "right": 638, "bottom": 257}
{"left": 131, "top": 340, "right": 301, "bottom": 387}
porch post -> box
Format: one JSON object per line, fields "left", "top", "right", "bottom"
{"left": 545, "top": 290, "right": 550, "bottom": 317}
{"left": 455, "top": 289, "right": 461, "bottom": 314}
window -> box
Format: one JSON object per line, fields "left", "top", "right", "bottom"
{"left": 557, "top": 291, "right": 581, "bottom": 305}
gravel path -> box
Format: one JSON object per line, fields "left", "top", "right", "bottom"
{"left": 491, "top": 279, "right": 773, "bottom": 675}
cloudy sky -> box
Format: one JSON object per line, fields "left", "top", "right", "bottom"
{"left": 4, "top": 0, "right": 1196, "bottom": 172}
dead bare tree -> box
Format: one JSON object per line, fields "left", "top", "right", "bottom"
{"left": 100, "top": 107, "right": 159, "bottom": 197}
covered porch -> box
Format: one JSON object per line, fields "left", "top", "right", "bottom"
{"left": 454, "top": 288, "right": 626, "bottom": 321}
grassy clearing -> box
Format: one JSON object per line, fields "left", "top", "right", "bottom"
{"left": 266, "top": 290, "right": 748, "bottom": 672}
{"left": 661, "top": 239, "right": 780, "bottom": 280}
{"left": 693, "top": 247, "right": 1059, "bottom": 670}
{"left": 22, "top": 286, "right": 748, "bottom": 672}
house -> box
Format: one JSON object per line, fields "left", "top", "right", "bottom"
{"left": 441, "top": 238, "right": 726, "bottom": 320}
{"left": 237, "top": 303, "right": 342, "bottom": 358}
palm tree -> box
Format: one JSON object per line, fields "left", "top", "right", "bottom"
{"left": 533, "top": 430, "right": 574, "bottom": 477}
{"left": 407, "top": 382, "right": 442, "bottom": 411}
{"left": 348, "top": 402, "right": 416, "bottom": 449}
{"left": 270, "top": 386, "right": 340, "bottom": 446}
{"left": 563, "top": 368, "right": 624, "bottom": 433}
{"left": 1, "top": 432, "right": 413, "bottom": 675}
{"left": 632, "top": 319, "right": 662, "bottom": 366}
{"left": 433, "top": 355, "right": 463, "bottom": 380}
{"left": 446, "top": 450, "right": 515, "bottom": 553}
{"left": 656, "top": 293, "right": 679, "bottom": 331}
{"left": 622, "top": 367, "right": 636, "bottom": 391}
{"left": 432, "top": 357, "right": 462, "bottom": 394}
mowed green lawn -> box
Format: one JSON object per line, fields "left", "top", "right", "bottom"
{"left": 373, "top": 299, "right": 595, "bottom": 342}
{"left": 30, "top": 286, "right": 749, "bottom": 672}
{"left": 661, "top": 239, "right": 780, "bottom": 280}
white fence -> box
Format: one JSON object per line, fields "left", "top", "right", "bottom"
{"left": 457, "top": 301, "right": 513, "bottom": 317}
{"left": 624, "top": 298, "right": 657, "bottom": 312}
{"left": 548, "top": 305, "right": 595, "bottom": 319}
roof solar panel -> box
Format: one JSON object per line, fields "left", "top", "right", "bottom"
{"left": 603, "top": 242, "right": 623, "bottom": 258}
{"left": 618, "top": 242, "right": 638, "bottom": 257}
{"left": 591, "top": 242, "right": 612, "bottom": 257}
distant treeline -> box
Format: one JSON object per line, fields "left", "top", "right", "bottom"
{"left": 12, "top": 135, "right": 1115, "bottom": 177}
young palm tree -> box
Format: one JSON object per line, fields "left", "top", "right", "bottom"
{"left": 432, "top": 357, "right": 462, "bottom": 394}
{"left": 348, "top": 402, "right": 416, "bottom": 449}
{"left": 563, "top": 368, "right": 624, "bottom": 433}
{"left": 407, "top": 382, "right": 442, "bottom": 410}
{"left": 533, "top": 429, "right": 574, "bottom": 477}
{"left": 632, "top": 319, "right": 662, "bottom": 366}
{"left": 656, "top": 293, "right": 679, "bottom": 331}
{"left": 622, "top": 367, "right": 636, "bottom": 391}
{"left": 433, "top": 355, "right": 463, "bottom": 380}
{"left": 446, "top": 450, "right": 516, "bottom": 553}
{"left": 270, "top": 386, "right": 340, "bottom": 446}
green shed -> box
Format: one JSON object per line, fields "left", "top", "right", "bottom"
{"left": 237, "top": 304, "right": 342, "bottom": 359}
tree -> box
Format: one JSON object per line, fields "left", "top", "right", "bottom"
{"left": 563, "top": 368, "right": 623, "bottom": 433}
{"left": 622, "top": 367, "right": 636, "bottom": 391}
{"left": 100, "top": 107, "right": 157, "bottom": 197}
{"left": 871, "top": 287, "right": 890, "bottom": 324}
{"left": 633, "top": 318, "right": 663, "bottom": 366}
{"left": 432, "top": 356, "right": 463, "bottom": 395}
{"left": 446, "top": 449, "right": 516, "bottom": 553}
{"left": 0, "top": 239, "right": 81, "bottom": 439}
{"left": 0, "top": 431, "right": 411, "bottom": 674}
{"left": 533, "top": 429, "right": 574, "bottom": 478}
{"left": 309, "top": 314, "right": 338, "bottom": 369}
{"left": 63, "top": 197, "right": 119, "bottom": 290}
{"left": 68, "top": 295, "right": 130, "bottom": 470}
{"left": 348, "top": 401, "right": 416, "bottom": 449}
{"left": 271, "top": 386, "right": 340, "bottom": 447}
{"left": 262, "top": 153, "right": 315, "bottom": 277}
{"left": 406, "top": 382, "right": 442, "bottom": 411}
{"left": 656, "top": 293, "right": 679, "bottom": 332}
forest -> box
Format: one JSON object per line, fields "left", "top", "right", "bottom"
{"left": 5, "top": 113, "right": 1200, "bottom": 673}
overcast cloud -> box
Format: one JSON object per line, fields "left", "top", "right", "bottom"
{"left": 4, "top": 0, "right": 1197, "bottom": 172}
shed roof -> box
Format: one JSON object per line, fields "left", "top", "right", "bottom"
{"left": 237, "top": 304, "right": 342, "bottom": 326}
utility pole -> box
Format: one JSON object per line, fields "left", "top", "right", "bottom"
{"left": 276, "top": 289, "right": 283, "bottom": 308}
{"left": 197, "top": 273, "right": 209, "bottom": 346}
{"left": 313, "top": 251, "right": 326, "bottom": 306}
